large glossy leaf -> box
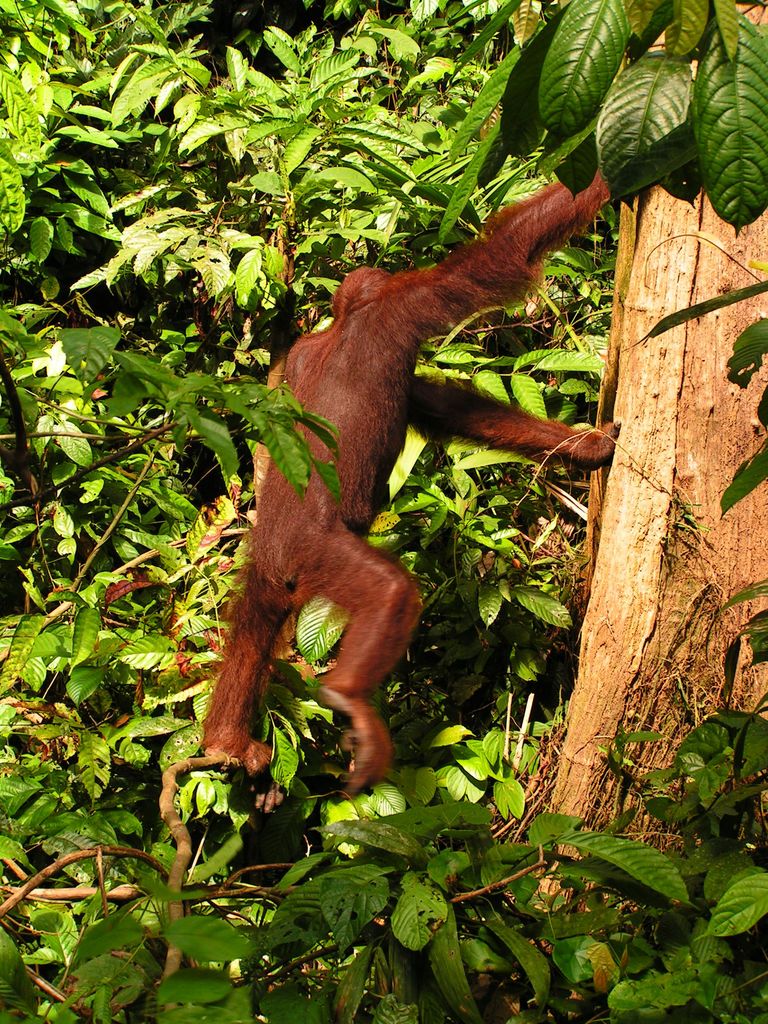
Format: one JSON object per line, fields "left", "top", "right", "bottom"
{"left": 692, "top": 17, "right": 768, "bottom": 229}
{"left": 500, "top": 15, "right": 561, "bottom": 158}
{"left": 709, "top": 871, "right": 768, "bottom": 935}
{"left": 320, "top": 819, "right": 428, "bottom": 865}
{"left": 665, "top": 0, "right": 708, "bottom": 55}
{"left": 539, "top": 0, "right": 629, "bottom": 137}
{"left": 295, "top": 595, "right": 348, "bottom": 662}
{"left": 562, "top": 831, "right": 689, "bottom": 902}
{"left": 597, "top": 54, "right": 694, "bottom": 196}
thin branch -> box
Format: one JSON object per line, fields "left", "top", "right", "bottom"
{"left": 221, "top": 863, "right": 294, "bottom": 889}
{"left": 450, "top": 847, "right": 546, "bottom": 904}
{"left": 27, "top": 968, "right": 65, "bottom": 1003}
{"left": 260, "top": 944, "right": 338, "bottom": 985}
{"left": 1, "top": 884, "right": 142, "bottom": 903}
{"left": 159, "top": 753, "right": 233, "bottom": 978}
{"left": 0, "top": 342, "right": 36, "bottom": 493}
{"left": 0, "top": 846, "right": 167, "bottom": 919}
{"left": 6, "top": 423, "right": 171, "bottom": 509}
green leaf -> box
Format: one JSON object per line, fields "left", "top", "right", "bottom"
{"left": 438, "top": 120, "right": 500, "bottom": 243}
{"left": 722, "top": 441, "right": 768, "bottom": 513}
{"left": 1, "top": 615, "right": 45, "bottom": 690}
{"left": 185, "top": 407, "right": 238, "bottom": 480}
{"left": 296, "top": 596, "right": 348, "bottom": 663}
{"left": 283, "top": 125, "right": 319, "bottom": 178}
{"left": 451, "top": 48, "right": 521, "bottom": 159}
{"left": 0, "top": 140, "right": 25, "bottom": 234}
{"left": 597, "top": 54, "right": 694, "bottom": 196}
{"left": 29, "top": 216, "right": 53, "bottom": 261}
{"left": 58, "top": 432, "right": 92, "bottom": 467}
{"left": 225, "top": 46, "right": 248, "bottom": 91}
{"left": 320, "top": 820, "right": 428, "bottom": 866}
{"left": 692, "top": 17, "right": 768, "bottom": 229}
{"left": 0, "top": 928, "right": 35, "bottom": 1010}
{"left": 493, "top": 777, "right": 525, "bottom": 818}
{"left": 67, "top": 665, "right": 102, "bottom": 706}
{"left": 263, "top": 26, "right": 301, "bottom": 73}
{"left": 486, "top": 920, "right": 550, "bottom": 1005}
{"left": 510, "top": 586, "right": 572, "bottom": 628}
{"left": 77, "top": 913, "right": 144, "bottom": 962}
{"left": 458, "top": 0, "right": 524, "bottom": 66}
{"left": 71, "top": 606, "right": 100, "bottom": 667}
{"left": 271, "top": 727, "right": 299, "bottom": 787}
{"left": 647, "top": 279, "right": 768, "bottom": 340}
{"left": 429, "top": 905, "right": 482, "bottom": 1024}
{"left": 158, "top": 968, "right": 233, "bottom": 1007}
{"left": 510, "top": 374, "right": 546, "bottom": 418}
{"left": 478, "top": 584, "right": 502, "bottom": 627}
{"left": 500, "top": 16, "right": 561, "bottom": 159}
{"left": 78, "top": 731, "right": 111, "bottom": 800}
{"left": 539, "top": 0, "right": 630, "bottom": 137}
{"left": 0, "top": 68, "right": 41, "bottom": 152}
{"left": 165, "top": 917, "right": 251, "bottom": 962}
{"left": 118, "top": 634, "right": 173, "bottom": 670}
{"left": 391, "top": 873, "right": 447, "bottom": 951}
{"left": 372, "top": 996, "right": 418, "bottom": 1024}
{"left": 259, "top": 418, "right": 312, "bottom": 494}
{"left": 235, "top": 247, "right": 264, "bottom": 308}
{"left": 728, "top": 318, "right": 768, "bottom": 388}
{"left": 334, "top": 945, "right": 374, "bottom": 1024}
{"left": 562, "top": 830, "right": 689, "bottom": 902}
{"left": 608, "top": 969, "right": 703, "bottom": 1012}
{"left": 60, "top": 326, "right": 120, "bottom": 382}
{"left": 666, "top": 0, "right": 708, "bottom": 55}
{"left": 713, "top": 0, "right": 739, "bottom": 59}
{"left": 319, "top": 866, "right": 390, "bottom": 952}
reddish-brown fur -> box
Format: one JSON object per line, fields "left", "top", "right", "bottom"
{"left": 203, "top": 174, "right": 616, "bottom": 794}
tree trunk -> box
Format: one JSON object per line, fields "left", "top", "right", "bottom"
{"left": 553, "top": 186, "right": 768, "bottom": 827}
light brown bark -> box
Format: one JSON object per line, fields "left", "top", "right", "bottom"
{"left": 553, "top": 187, "right": 768, "bottom": 826}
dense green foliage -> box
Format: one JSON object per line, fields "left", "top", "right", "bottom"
{"left": 0, "top": 0, "right": 766, "bottom": 1021}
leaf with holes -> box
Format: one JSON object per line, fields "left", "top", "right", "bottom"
{"left": 392, "top": 872, "right": 447, "bottom": 951}
{"left": 692, "top": 17, "right": 768, "bottom": 228}
{"left": 319, "top": 866, "right": 390, "bottom": 952}
{"left": 728, "top": 319, "right": 768, "bottom": 388}
{"left": 539, "top": 0, "right": 629, "bottom": 136}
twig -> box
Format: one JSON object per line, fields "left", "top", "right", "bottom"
{"left": 1, "top": 884, "right": 142, "bottom": 903}
{"left": 261, "top": 944, "right": 338, "bottom": 984}
{"left": 159, "top": 753, "right": 233, "bottom": 978}
{"left": 26, "top": 968, "right": 65, "bottom": 1003}
{"left": 6, "top": 423, "right": 171, "bottom": 509}
{"left": 0, "top": 525, "right": 248, "bottom": 667}
{"left": 0, "top": 846, "right": 167, "bottom": 919}
{"left": 221, "top": 863, "right": 294, "bottom": 889}
{"left": 96, "top": 847, "right": 108, "bottom": 917}
{"left": 450, "top": 847, "right": 546, "bottom": 904}
{"left": 0, "top": 342, "right": 36, "bottom": 493}
{"left": 1, "top": 858, "right": 27, "bottom": 881}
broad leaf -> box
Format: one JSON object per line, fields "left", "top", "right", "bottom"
{"left": 539, "top": 0, "right": 630, "bottom": 136}
{"left": 710, "top": 871, "right": 768, "bottom": 935}
{"left": 391, "top": 873, "right": 447, "bottom": 951}
{"left": 665, "top": 0, "right": 708, "bottom": 55}
{"left": 60, "top": 326, "right": 120, "bottom": 382}
{"left": 597, "top": 54, "right": 694, "bottom": 196}
{"left": 562, "top": 831, "right": 689, "bottom": 902}
{"left": 722, "top": 441, "right": 768, "bottom": 513}
{"left": 0, "top": 140, "right": 25, "bottom": 233}
{"left": 692, "top": 17, "right": 768, "bottom": 228}
{"left": 727, "top": 319, "right": 768, "bottom": 388}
